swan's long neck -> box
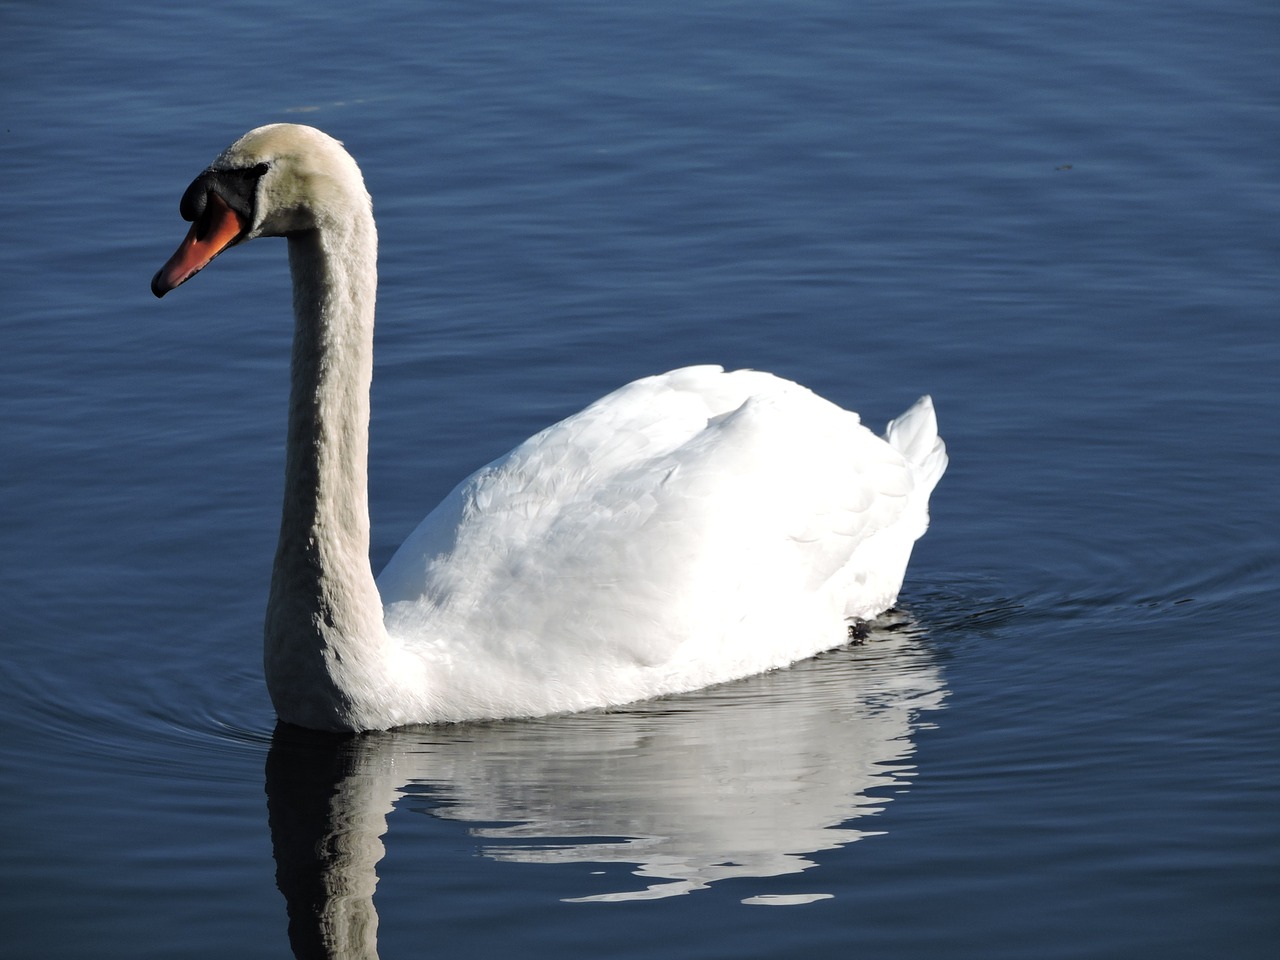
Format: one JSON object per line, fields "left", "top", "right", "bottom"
{"left": 264, "top": 208, "right": 391, "bottom": 730}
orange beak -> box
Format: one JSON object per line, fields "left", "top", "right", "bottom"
{"left": 151, "top": 191, "right": 248, "bottom": 298}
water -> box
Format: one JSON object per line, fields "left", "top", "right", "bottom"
{"left": 2, "top": 1, "right": 1276, "bottom": 957}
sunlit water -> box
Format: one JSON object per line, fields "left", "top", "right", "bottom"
{"left": 2, "top": 1, "right": 1277, "bottom": 958}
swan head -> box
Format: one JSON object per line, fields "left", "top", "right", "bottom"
{"left": 152, "top": 124, "right": 371, "bottom": 298}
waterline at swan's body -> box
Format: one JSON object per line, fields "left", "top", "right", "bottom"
{"left": 152, "top": 123, "right": 947, "bottom": 732}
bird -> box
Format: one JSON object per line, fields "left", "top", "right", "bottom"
{"left": 152, "top": 123, "right": 947, "bottom": 732}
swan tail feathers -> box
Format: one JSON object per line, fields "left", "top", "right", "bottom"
{"left": 885, "top": 396, "right": 948, "bottom": 500}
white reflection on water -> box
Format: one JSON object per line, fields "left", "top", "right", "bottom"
{"left": 267, "top": 618, "right": 944, "bottom": 956}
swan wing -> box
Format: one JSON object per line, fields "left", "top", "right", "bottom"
{"left": 377, "top": 366, "right": 931, "bottom": 712}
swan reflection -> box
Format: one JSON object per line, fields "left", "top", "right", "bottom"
{"left": 266, "top": 621, "right": 945, "bottom": 958}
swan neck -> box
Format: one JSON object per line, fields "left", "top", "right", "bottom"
{"left": 265, "top": 211, "right": 388, "bottom": 730}
{"left": 282, "top": 222, "right": 378, "bottom": 563}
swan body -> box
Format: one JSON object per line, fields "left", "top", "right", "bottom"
{"left": 153, "top": 124, "right": 947, "bottom": 732}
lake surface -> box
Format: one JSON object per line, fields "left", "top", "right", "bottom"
{"left": 2, "top": 1, "right": 1277, "bottom": 957}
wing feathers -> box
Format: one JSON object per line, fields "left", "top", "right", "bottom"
{"left": 378, "top": 367, "right": 940, "bottom": 688}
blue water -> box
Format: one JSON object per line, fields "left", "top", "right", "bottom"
{"left": 2, "top": 1, "right": 1277, "bottom": 957}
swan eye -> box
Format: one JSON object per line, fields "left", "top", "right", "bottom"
{"left": 227, "top": 162, "right": 271, "bottom": 181}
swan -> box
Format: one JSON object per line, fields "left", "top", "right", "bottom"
{"left": 151, "top": 123, "right": 947, "bottom": 733}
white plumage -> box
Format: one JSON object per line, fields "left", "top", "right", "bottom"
{"left": 152, "top": 124, "right": 946, "bottom": 732}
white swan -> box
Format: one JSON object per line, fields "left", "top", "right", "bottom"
{"left": 152, "top": 124, "right": 947, "bottom": 733}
